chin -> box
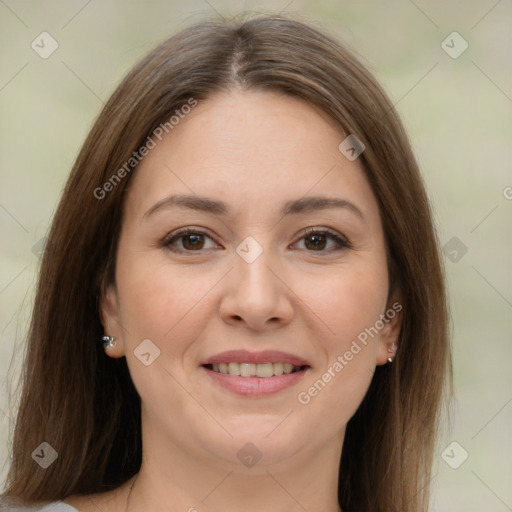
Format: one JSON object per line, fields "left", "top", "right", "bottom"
{"left": 191, "top": 418, "right": 310, "bottom": 469}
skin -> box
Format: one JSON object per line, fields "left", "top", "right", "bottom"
{"left": 65, "top": 89, "right": 401, "bottom": 512}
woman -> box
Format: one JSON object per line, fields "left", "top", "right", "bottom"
{"left": 1, "top": 14, "right": 451, "bottom": 512}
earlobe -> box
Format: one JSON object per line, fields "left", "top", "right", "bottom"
{"left": 376, "top": 299, "right": 403, "bottom": 366}
{"left": 387, "top": 341, "right": 397, "bottom": 363}
{"left": 99, "top": 284, "right": 125, "bottom": 358}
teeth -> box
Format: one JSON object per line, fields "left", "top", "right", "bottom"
{"left": 240, "top": 363, "right": 256, "bottom": 377}
{"left": 257, "top": 362, "right": 273, "bottom": 378}
{"left": 228, "top": 362, "right": 240, "bottom": 376}
{"left": 273, "top": 362, "right": 284, "bottom": 375}
{"left": 209, "top": 362, "right": 303, "bottom": 377}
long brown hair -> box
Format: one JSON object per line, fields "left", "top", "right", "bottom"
{"left": 2, "top": 15, "right": 451, "bottom": 511}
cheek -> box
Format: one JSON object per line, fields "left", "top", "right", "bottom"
{"left": 293, "top": 263, "right": 387, "bottom": 426}
{"left": 116, "top": 253, "right": 216, "bottom": 341}
{"left": 299, "top": 262, "right": 389, "bottom": 353}
{"left": 114, "top": 255, "right": 217, "bottom": 416}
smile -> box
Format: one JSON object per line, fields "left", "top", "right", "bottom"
{"left": 200, "top": 349, "right": 311, "bottom": 396}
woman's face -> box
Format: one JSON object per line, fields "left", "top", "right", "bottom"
{"left": 102, "top": 89, "right": 401, "bottom": 471}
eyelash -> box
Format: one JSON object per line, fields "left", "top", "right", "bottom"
{"left": 162, "top": 226, "right": 351, "bottom": 254}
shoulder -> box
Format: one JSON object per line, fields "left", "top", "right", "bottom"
{"left": 0, "top": 497, "right": 78, "bottom": 511}
{"left": 0, "top": 477, "right": 132, "bottom": 511}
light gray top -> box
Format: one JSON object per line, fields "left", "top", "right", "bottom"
{"left": 0, "top": 497, "right": 78, "bottom": 511}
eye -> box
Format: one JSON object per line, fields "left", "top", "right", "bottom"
{"left": 162, "top": 228, "right": 219, "bottom": 252}
{"left": 292, "top": 227, "right": 351, "bottom": 252}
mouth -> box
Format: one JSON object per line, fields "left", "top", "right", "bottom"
{"left": 200, "top": 350, "right": 311, "bottom": 396}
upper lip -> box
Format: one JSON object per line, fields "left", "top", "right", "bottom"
{"left": 200, "top": 350, "right": 311, "bottom": 367}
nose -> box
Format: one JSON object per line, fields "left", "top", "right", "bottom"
{"left": 219, "top": 244, "right": 294, "bottom": 331}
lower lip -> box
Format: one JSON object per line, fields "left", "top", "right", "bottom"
{"left": 202, "top": 366, "right": 309, "bottom": 396}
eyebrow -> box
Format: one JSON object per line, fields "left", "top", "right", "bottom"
{"left": 143, "top": 194, "right": 365, "bottom": 221}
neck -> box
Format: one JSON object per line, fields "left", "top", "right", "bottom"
{"left": 127, "top": 417, "right": 344, "bottom": 512}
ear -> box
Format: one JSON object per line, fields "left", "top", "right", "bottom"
{"left": 376, "top": 296, "right": 403, "bottom": 366}
{"left": 99, "top": 283, "right": 126, "bottom": 358}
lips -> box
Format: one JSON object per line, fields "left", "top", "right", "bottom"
{"left": 200, "top": 350, "right": 311, "bottom": 396}
{"left": 200, "top": 349, "right": 311, "bottom": 368}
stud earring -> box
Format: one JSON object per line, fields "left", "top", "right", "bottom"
{"left": 102, "top": 336, "right": 116, "bottom": 351}
{"left": 387, "top": 342, "right": 397, "bottom": 363}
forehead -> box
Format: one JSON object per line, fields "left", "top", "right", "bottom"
{"left": 124, "top": 90, "right": 380, "bottom": 224}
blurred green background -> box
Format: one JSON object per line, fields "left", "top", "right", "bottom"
{"left": 1, "top": 1, "right": 511, "bottom": 509}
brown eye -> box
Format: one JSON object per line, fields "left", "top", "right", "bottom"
{"left": 181, "top": 233, "right": 205, "bottom": 250}
{"left": 304, "top": 233, "right": 328, "bottom": 251}
{"left": 163, "top": 229, "right": 218, "bottom": 252}
{"left": 294, "top": 228, "right": 350, "bottom": 252}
